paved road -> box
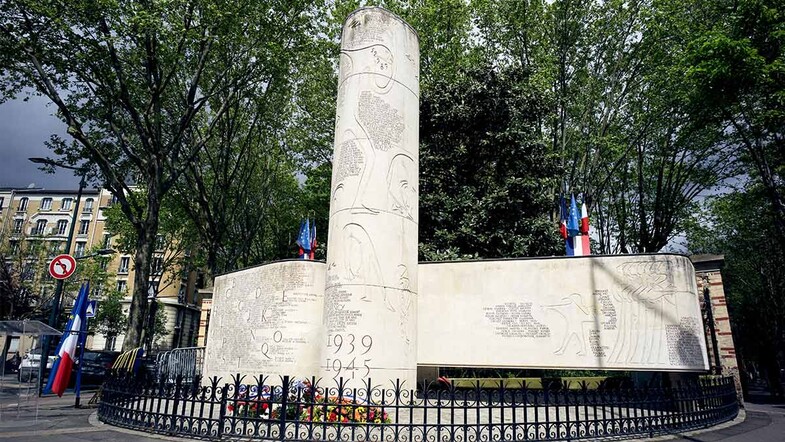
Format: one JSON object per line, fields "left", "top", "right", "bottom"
{"left": 0, "top": 381, "right": 783, "bottom": 442}
{"left": 669, "top": 401, "right": 785, "bottom": 442}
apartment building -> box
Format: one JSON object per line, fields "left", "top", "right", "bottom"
{"left": 0, "top": 186, "right": 201, "bottom": 352}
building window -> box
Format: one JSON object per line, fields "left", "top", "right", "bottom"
{"left": 56, "top": 220, "right": 68, "bottom": 235}
{"left": 116, "top": 280, "right": 127, "bottom": 292}
{"left": 34, "top": 220, "right": 47, "bottom": 235}
{"left": 52, "top": 241, "right": 64, "bottom": 254}
{"left": 148, "top": 281, "right": 160, "bottom": 297}
{"left": 61, "top": 198, "right": 72, "bottom": 211}
{"left": 18, "top": 198, "right": 28, "bottom": 211}
{"left": 12, "top": 219, "right": 23, "bottom": 234}
{"left": 74, "top": 242, "right": 86, "bottom": 257}
{"left": 118, "top": 257, "right": 130, "bottom": 274}
{"left": 152, "top": 256, "right": 163, "bottom": 275}
{"left": 155, "top": 235, "right": 165, "bottom": 251}
{"left": 0, "top": 197, "right": 4, "bottom": 210}
{"left": 109, "top": 195, "right": 118, "bottom": 206}
{"left": 41, "top": 198, "right": 52, "bottom": 210}
{"left": 83, "top": 198, "right": 94, "bottom": 212}
{"left": 102, "top": 233, "right": 112, "bottom": 249}
{"left": 78, "top": 220, "right": 90, "bottom": 235}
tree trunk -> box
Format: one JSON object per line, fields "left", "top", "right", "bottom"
{"left": 122, "top": 190, "right": 161, "bottom": 351}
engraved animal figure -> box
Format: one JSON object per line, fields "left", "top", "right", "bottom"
{"left": 544, "top": 293, "right": 595, "bottom": 356}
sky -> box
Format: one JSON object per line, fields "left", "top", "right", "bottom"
{"left": 0, "top": 95, "right": 81, "bottom": 190}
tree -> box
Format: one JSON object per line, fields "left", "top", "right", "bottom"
{"left": 418, "top": 63, "right": 562, "bottom": 260}
{"left": 0, "top": 236, "right": 49, "bottom": 321}
{"left": 104, "top": 190, "right": 199, "bottom": 296}
{"left": 0, "top": 0, "right": 329, "bottom": 349}
{"left": 687, "top": 186, "right": 785, "bottom": 396}
{"left": 680, "top": 2, "right": 784, "bottom": 395}
{"left": 683, "top": 0, "right": 785, "bottom": 241}
{"left": 90, "top": 288, "right": 126, "bottom": 351}
{"left": 174, "top": 99, "right": 307, "bottom": 276}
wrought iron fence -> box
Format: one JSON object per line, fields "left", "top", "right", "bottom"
{"left": 155, "top": 347, "right": 205, "bottom": 383}
{"left": 98, "top": 374, "right": 738, "bottom": 441}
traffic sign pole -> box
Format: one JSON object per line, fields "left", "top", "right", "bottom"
{"left": 40, "top": 175, "right": 84, "bottom": 396}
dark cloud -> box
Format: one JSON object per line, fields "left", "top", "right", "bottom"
{"left": 0, "top": 96, "right": 80, "bottom": 189}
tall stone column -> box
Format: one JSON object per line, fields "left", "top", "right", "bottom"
{"left": 322, "top": 7, "right": 419, "bottom": 387}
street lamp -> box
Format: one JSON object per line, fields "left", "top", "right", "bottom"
{"left": 76, "top": 248, "right": 117, "bottom": 260}
{"left": 29, "top": 157, "right": 89, "bottom": 396}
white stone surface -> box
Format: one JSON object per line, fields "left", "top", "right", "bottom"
{"left": 202, "top": 260, "right": 325, "bottom": 382}
{"left": 417, "top": 255, "right": 710, "bottom": 372}
{"left": 322, "top": 7, "right": 420, "bottom": 387}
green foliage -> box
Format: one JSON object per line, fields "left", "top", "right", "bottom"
{"left": 151, "top": 300, "right": 169, "bottom": 350}
{"left": 0, "top": 230, "right": 51, "bottom": 321}
{"left": 104, "top": 190, "right": 199, "bottom": 291}
{"left": 0, "top": 0, "right": 331, "bottom": 349}
{"left": 681, "top": 0, "right": 785, "bottom": 240}
{"left": 419, "top": 63, "right": 562, "bottom": 260}
{"left": 681, "top": 1, "right": 784, "bottom": 393}
{"left": 686, "top": 185, "right": 785, "bottom": 395}
{"left": 91, "top": 288, "right": 127, "bottom": 341}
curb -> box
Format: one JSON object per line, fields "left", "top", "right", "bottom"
{"left": 88, "top": 412, "right": 183, "bottom": 441}
{"left": 645, "top": 408, "right": 747, "bottom": 441}
{"left": 88, "top": 409, "right": 748, "bottom": 442}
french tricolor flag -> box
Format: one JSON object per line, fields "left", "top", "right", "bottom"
{"left": 45, "top": 282, "right": 89, "bottom": 397}
{"left": 576, "top": 201, "right": 591, "bottom": 256}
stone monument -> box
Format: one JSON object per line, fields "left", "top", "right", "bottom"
{"left": 323, "top": 7, "right": 420, "bottom": 387}
{"left": 417, "top": 255, "right": 709, "bottom": 371}
{"left": 201, "top": 7, "right": 710, "bottom": 387}
{"left": 202, "top": 260, "right": 325, "bottom": 382}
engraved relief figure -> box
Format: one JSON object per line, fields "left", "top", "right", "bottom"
{"left": 387, "top": 153, "right": 417, "bottom": 220}
{"left": 340, "top": 223, "right": 395, "bottom": 312}
{"left": 339, "top": 42, "right": 404, "bottom": 214}
{"left": 608, "top": 261, "right": 683, "bottom": 365}
{"left": 543, "top": 293, "right": 595, "bottom": 356}
{"left": 336, "top": 52, "right": 355, "bottom": 110}
{"left": 350, "top": 90, "right": 405, "bottom": 214}
{"left": 393, "top": 264, "right": 413, "bottom": 347}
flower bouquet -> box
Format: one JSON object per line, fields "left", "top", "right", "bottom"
{"left": 227, "top": 384, "right": 273, "bottom": 418}
{"left": 300, "top": 396, "right": 390, "bottom": 424}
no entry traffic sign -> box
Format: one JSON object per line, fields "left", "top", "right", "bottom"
{"left": 49, "top": 254, "right": 77, "bottom": 280}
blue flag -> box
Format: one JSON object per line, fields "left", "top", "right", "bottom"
{"left": 296, "top": 218, "right": 311, "bottom": 258}
{"left": 567, "top": 194, "right": 580, "bottom": 237}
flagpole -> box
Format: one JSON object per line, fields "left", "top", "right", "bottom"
{"left": 73, "top": 329, "right": 87, "bottom": 408}
{"left": 74, "top": 283, "right": 89, "bottom": 408}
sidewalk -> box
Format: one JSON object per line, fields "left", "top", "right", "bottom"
{"left": 0, "top": 373, "right": 145, "bottom": 442}
{"left": 666, "top": 389, "right": 785, "bottom": 442}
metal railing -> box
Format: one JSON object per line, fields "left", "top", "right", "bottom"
{"left": 98, "top": 374, "right": 738, "bottom": 441}
{"left": 155, "top": 347, "right": 204, "bottom": 383}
